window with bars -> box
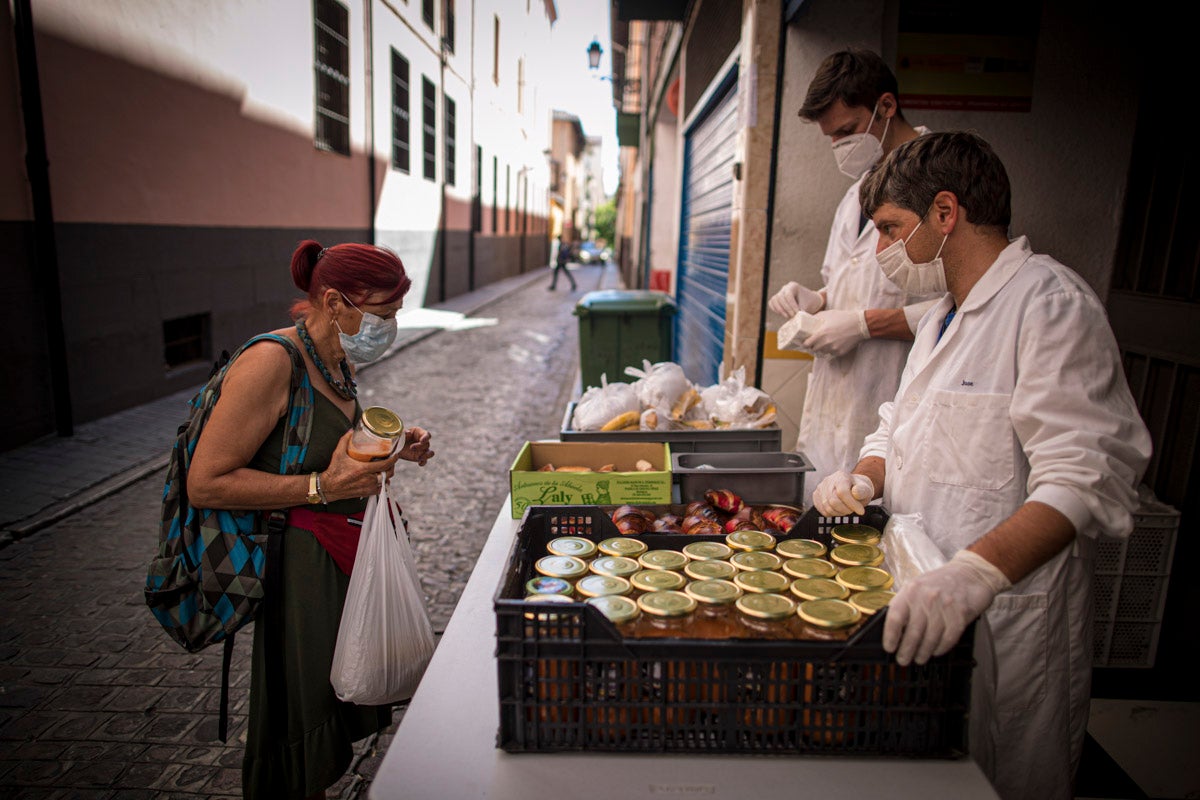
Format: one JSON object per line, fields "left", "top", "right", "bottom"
{"left": 492, "top": 155, "right": 498, "bottom": 232}
{"left": 492, "top": 15, "right": 500, "bottom": 85}
{"left": 313, "top": 0, "right": 350, "bottom": 156}
{"left": 517, "top": 57, "right": 524, "bottom": 113}
{"left": 444, "top": 94, "right": 456, "bottom": 187}
{"left": 444, "top": 0, "right": 455, "bottom": 53}
{"left": 422, "top": 76, "right": 436, "bottom": 181}
{"left": 422, "top": 0, "right": 435, "bottom": 30}
{"left": 391, "top": 49, "right": 410, "bottom": 173}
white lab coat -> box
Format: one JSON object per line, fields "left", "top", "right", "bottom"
{"left": 796, "top": 138, "right": 939, "bottom": 503}
{"left": 861, "top": 237, "right": 1152, "bottom": 800}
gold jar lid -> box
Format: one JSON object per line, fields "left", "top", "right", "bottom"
{"left": 587, "top": 595, "right": 640, "bottom": 624}
{"left": 682, "top": 541, "right": 734, "bottom": 561}
{"left": 637, "top": 590, "right": 697, "bottom": 617}
{"left": 597, "top": 537, "right": 648, "bottom": 558}
{"left": 547, "top": 536, "right": 598, "bottom": 559}
{"left": 361, "top": 406, "right": 403, "bottom": 438}
{"left": 789, "top": 577, "right": 850, "bottom": 602}
{"left": 730, "top": 550, "right": 783, "bottom": 572}
{"left": 522, "top": 593, "right": 575, "bottom": 620}
{"left": 733, "top": 570, "right": 792, "bottom": 595}
{"left": 781, "top": 557, "right": 838, "bottom": 579}
{"left": 726, "top": 530, "right": 777, "bottom": 552}
{"left": 589, "top": 555, "right": 641, "bottom": 579}
{"left": 849, "top": 590, "right": 896, "bottom": 615}
{"left": 797, "top": 598, "right": 862, "bottom": 629}
{"left": 775, "top": 538, "right": 827, "bottom": 559}
{"left": 684, "top": 559, "right": 739, "bottom": 581}
{"left": 575, "top": 574, "right": 633, "bottom": 598}
{"left": 535, "top": 555, "right": 588, "bottom": 579}
{"left": 631, "top": 569, "right": 686, "bottom": 593}
{"left": 830, "top": 543, "right": 885, "bottom": 567}
{"left": 830, "top": 523, "right": 882, "bottom": 546}
{"left": 525, "top": 576, "right": 573, "bottom": 596}
{"left": 638, "top": 549, "right": 689, "bottom": 572}
{"left": 836, "top": 566, "right": 894, "bottom": 592}
{"left": 736, "top": 592, "right": 797, "bottom": 620}
{"left": 684, "top": 578, "right": 743, "bottom": 605}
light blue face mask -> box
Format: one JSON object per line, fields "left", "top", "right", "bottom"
{"left": 336, "top": 293, "right": 398, "bottom": 364}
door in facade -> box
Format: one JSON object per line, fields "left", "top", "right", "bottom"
{"left": 674, "top": 69, "right": 738, "bottom": 385}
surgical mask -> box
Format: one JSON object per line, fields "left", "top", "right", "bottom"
{"left": 336, "top": 294, "right": 398, "bottom": 363}
{"left": 831, "top": 104, "right": 891, "bottom": 179}
{"left": 876, "top": 217, "right": 949, "bottom": 295}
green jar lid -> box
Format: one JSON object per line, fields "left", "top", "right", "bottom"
{"left": 525, "top": 576, "right": 573, "bottom": 596}
{"left": 831, "top": 523, "right": 882, "bottom": 546}
{"left": 682, "top": 541, "right": 734, "bottom": 561}
{"left": 736, "top": 592, "right": 797, "bottom": 620}
{"left": 597, "top": 537, "right": 648, "bottom": 558}
{"left": 789, "top": 577, "right": 851, "bottom": 601}
{"left": 775, "top": 538, "right": 827, "bottom": 559}
{"left": 535, "top": 555, "right": 588, "bottom": 580}
{"left": 798, "top": 598, "right": 862, "bottom": 629}
{"left": 684, "top": 559, "right": 739, "bottom": 581}
{"left": 589, "top": 555, "right": 641, "bottom": 578}
{"left": 547, "top": 536, "right": 597, "bottom": 559}
{"left": 631, "top": 569, "right": 686, "bottom": 593}
{"left": 849, "top": 590, "right": 896, "bottom": 615}
{"left": 575, "top": 574, "right": 633, "bottom": 598}
{"left": 733, "top": 570, "right": 792, "bottom": 594}
{"left": 781, "top": 557, "right": 838, "bottom": 579}
{"left": 836, "top": 566, "right": 894, "bottom": 592}
{"left": 684, "top": 579, "right": 743, "bottom": 605}
{"left": 726, "top": 530, "right": 776, "bottom": 552}
{"left": 830, "top": 543, "right": 885, "bottom": 567}
{"left": 587, "top": 595, "right": 640, "bottom": 624}
{"left": 638, "top": 549, "right": 689, "bottom": 572}
{"left": 730, "top": 550, "right": 783, "bottom": 572}
{"left": 637, "top": 590, "right": 696, "bottom": 617}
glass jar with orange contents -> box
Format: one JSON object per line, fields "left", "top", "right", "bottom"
{"left": 348, "top": 406, "right": 403, "bottom": 461}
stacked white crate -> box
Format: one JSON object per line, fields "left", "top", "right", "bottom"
{"left": 1092, "top": 488, "right": 1179, "bottom": 668}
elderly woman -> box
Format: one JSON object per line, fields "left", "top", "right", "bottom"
{"left": 188, "top": 239, "right": 434, "bottom": 800}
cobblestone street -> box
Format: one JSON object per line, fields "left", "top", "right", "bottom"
{"left": 0, "top": 263, "right": 605, "bottom": 798}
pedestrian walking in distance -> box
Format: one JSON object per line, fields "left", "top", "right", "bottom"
{"left": 550, "top": 235, "right": 577, "bottom": 291}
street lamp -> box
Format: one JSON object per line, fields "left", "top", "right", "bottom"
{"left": 587, "top": 38, "right": 603, "bottom": 70}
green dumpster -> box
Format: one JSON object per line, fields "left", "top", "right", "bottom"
{"left": 574, "top": 290, "right": 676, "bottom": 390}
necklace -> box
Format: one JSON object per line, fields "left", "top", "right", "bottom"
{"left": 295, "top": 318, "right": 357, "bottom": 400}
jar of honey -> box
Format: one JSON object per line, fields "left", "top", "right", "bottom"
{"left": 349, "top": 406, "right": 403, "bottom": 461}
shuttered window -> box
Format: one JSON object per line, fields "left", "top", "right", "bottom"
{"left": 313, "top": 0, "right": 350, "bottom": 156}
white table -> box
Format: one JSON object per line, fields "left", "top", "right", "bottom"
{"left": 370, "top": 500, "right": 1000, "bottom": 799}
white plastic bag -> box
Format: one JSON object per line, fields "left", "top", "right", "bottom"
{"left": 330, "top": 480, "right": 435, "bottom": 705}
{"left": 624, "top": 360, "right": 693, "bottom": 413}
{"left": 571, "top": 376, "right": 640, "bottom": 430}
{"left": 698, "top": 366, "right": 777, "bottom": 428}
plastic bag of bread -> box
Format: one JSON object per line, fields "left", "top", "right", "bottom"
{"left": 624, "top": 360, "right": 697, "bottom": 419}
{"left": 571, "top": 376, "right": 640, "bottom": 431}
{"left": 699, "top": 366, "right": 778, "bottom": 429}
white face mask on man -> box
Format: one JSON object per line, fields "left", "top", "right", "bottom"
{"left": 876, "top": 215, "right": 949, "bottom": 295}
{"left": 831, "top": 104, "right": 891, "bottom": 179}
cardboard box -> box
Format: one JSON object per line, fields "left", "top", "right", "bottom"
{"left": 509, "top": 441, "right": 671, "bottom": 518}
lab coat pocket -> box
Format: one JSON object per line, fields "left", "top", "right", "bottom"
{"left": 986, "top": 591, "right": 1049, "bottom": 714}
{"left": 924, "top": 390, "right": 1015, "bottom": 490}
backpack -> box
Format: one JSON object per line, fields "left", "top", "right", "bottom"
{"left": 144, "top": 333, "right": 314, "bottom": 739}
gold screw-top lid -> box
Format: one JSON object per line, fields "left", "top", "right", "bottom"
{"left": 589, "top": 555, "right": 641, "bottom": 578}
{"left": 781, "top": 557, "right": 838, "bottom": 579}
{"left": 575, "top": 574, "right": 633, "bottom": 598}
{"left": 682, "top": 541, "right": 734, "bottom": 561}
{"left": 684, "top": 559, "right": 739, "bottom": 581}
{"left": 836, "top": 566, "right": 894, "bottom": 592}
{"left": 587, "top": 595, "right": 640, "bottom": 624}
{"left": 361, "top": 406, "right": 403, "bottom": 438}
{"left": 849, "top": 590, "right": 896, "bottom": 615}
{"left": 684, "top": 579, "right": 743, "bottom": 605}
{"left": 535, "top": 555, "right": 588, "bottom": 579}
{"left": 830, "top": 543, "right": 885, "bottom": 567}
{"left": 798, "top": 598, "right": 862, "bottom": 629}
{"left": 736, "top": 592, "right": 797, "bottom": 620}
{"left": 638, "top": 549, "right": 689, "bottom": 572}
{"left": 830, "top": 523, "right": 882, "bottom": 546}
{"left": 631, "top": 569, "right": 686, "bottom": 593}
{"left": 637, "top": 590, "right": 697, "bottom": 617}
{"left": 547, "top": 536, "right": 598, "bottom": 559}
{"left": 525, "top": 576, "right": 573, "bottom": 596}
{"left": 734, "top": 570, "right": 792, "bottom": 594}
{"left": 775, "top": 538, "right": 827, "bottom": 559}
{"left": 597, "top": 537, "right": 649, "bottom": 558}
{"left": 789, "top": 577, "right": 851, "bottom": 602}
{"left": 730, "top": 550, "right": 783, "bottom": 572}
{"left": 726, "top": 530, "right": 777, "bottom": 552}
{"left": 523, "top": 593, "right": 574, "bottom": 603}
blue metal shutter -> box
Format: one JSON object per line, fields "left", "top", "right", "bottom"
{"left": 675, "top": 71, "right": 738, "bottom": 385}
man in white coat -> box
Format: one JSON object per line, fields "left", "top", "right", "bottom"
{"left": 812, "top": 132, "right": 1152, "bottom": 800}
{"left": 768, "top": 50, "right": 939, "bottom": 503}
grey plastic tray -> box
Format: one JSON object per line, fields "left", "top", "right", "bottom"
{"left": 560, "top": 402, "right": 782, "bottom": 453}
{"left": 672, "top": 450, "right": 814, "bottom": 506}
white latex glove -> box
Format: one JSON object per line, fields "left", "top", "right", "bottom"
{"left": 768, "top": 282, "right": 825, "bottom": 319}
{"left": 812, "top": 470, "right": 875, "bottom": 516}
{"left": 883, "top": 549, "right": 1012, "bottom": 666}
{"left": 804, "top": 309, "right": 870, "bottom": 357}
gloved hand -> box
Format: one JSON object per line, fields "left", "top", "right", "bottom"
{"left": 804, "top": 309, "right": 870, "bottom": 357}
{"left": 812, "top": 471, "right": 875, "bottom": 516}
{"left": 768, "top": 282, "right": 825, "bottom": 319}
{"left": 883, "top": 549, "right": 1012, "bottom": 666}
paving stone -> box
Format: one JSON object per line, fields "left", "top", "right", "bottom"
{"left": 103, "top": 686, "right": 166, "bottom": 714}
{"left": 202, "top": 767, "right": 242, "bottom": 795}
{"left": 113, "top": 761, "right": 183, "bottom": 792}
{"left": 58, "top": 760, "right": 125, "bottom": 788}
{"left": 44, "top": 686, "right": 118, "bottom": 712}
{"left": 12, "top": 649, "right": 65, "bottom": 668}
{"left": 139, "top": 713, "right": 196, "bottom": 743}
{"left": 8, "top": 740, "right": 68, "bottom": 760}
{"left": 91, "top": 713, "right": 147, "bottom": 740}
{"left": 0, "top": 685, "right": 48, "bottom": 708}
{"left": 7, "top": 757, "right": 68, "bottom": 783}
{"left": 0, "top": 711, "right": 60, "bottom": 740}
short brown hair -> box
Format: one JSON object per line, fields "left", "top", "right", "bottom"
{"left": 798, "top": 49, "right": 902, "bottom": 121}
{"left": 859, "top": 132, "right": 1011, "bottom": 228}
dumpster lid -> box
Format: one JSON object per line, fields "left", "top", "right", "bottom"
{"left": 574, "top": 289, "right": 676, "bottom": 315}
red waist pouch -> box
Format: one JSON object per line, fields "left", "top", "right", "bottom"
{"left": 288, "top": 507, "right": 366, "bottom": 576}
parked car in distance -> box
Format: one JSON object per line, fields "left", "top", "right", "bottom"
{"left": 577, "top": 241, "right": 608, "bottom": 264}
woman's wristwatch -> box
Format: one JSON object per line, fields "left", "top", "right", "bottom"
{"left": 306, "top": 471, "right": 327, "bottom": 504}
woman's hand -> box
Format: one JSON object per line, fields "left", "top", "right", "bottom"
{"left": 398, "top": 426, "right": 434, "bottom": 466}
{"left": 321, "top": 429, "right": 403, "bottom": 501}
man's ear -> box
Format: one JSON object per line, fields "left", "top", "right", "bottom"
{"left": 877, "top": 92, "right": 898, "bottom": 120}
{"left": 931, "top": 190, "right": 960, "bottom": 234}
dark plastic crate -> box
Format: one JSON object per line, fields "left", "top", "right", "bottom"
{"left": 560, "top": 402, "right": 783, "bottom": 453}
{"left": 494, "top": 505, "right": 974, "bottom": 756}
